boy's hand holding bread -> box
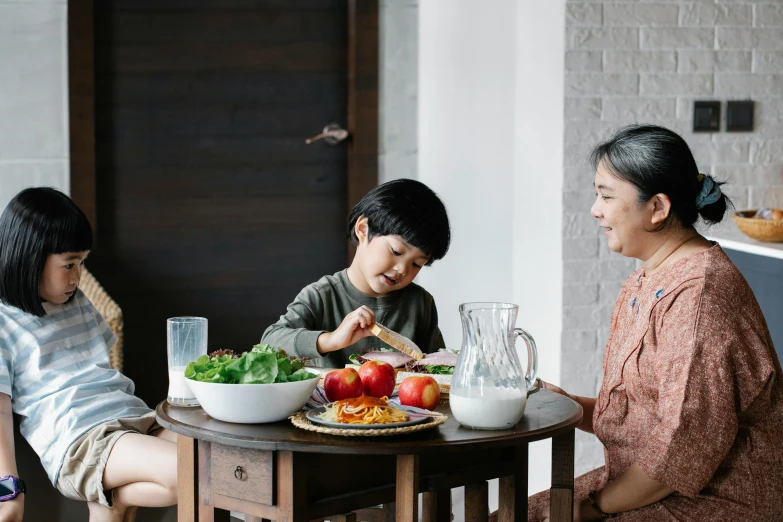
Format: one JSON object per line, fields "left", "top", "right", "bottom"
{"left": 317, "top": 305, "right": 376, "bottom": 354}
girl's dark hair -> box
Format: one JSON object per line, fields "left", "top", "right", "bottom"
{"left": 590, "top": 124, "right": 733, "bottom": 229}
{"left": 348, "top": 179, "right": 451, "bottom": 264}
{"left": 0, "top": 187, "right": 92, "bottom": 316}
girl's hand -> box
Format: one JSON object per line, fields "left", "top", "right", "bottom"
{"left": 0, "top": 493, "right": 24, "bottom": 522}
{"left": 317, "top": 306, "right": 376, "bottom": 353}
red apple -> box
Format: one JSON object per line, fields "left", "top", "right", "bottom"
{"left": 323, "top": 368, "right": 363, "bottom": 402}
{"left": 399, "top": 376, "right": 441, "bottom": 411}
{"left": 357, "top": 360, "right": 396, "bottom": 398}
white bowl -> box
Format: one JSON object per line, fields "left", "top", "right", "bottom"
{"left": 186, "top": 377, "right": 318, "bottom": 424}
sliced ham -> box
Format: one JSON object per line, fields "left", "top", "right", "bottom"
{"left": 413, "top": 350, "right": 458, "bottom": 367}
{"left": 357, "top": 350, "right": 413, "bottom": 368}
{"left": 396, "top": 371, "right": 452, "bottom": 387}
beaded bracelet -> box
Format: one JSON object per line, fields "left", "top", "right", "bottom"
{"left": 587, "top": 491, "right": 615, "bottom": 519}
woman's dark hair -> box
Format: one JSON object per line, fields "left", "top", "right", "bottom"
{"left": 348, "top": 179, "right": 451, "bottom": 264}
{"left": 0, "top": 187, "right": 92, "bottom": 316}
{"left": 590, "top": 124, "right": 732, "bottom": 229}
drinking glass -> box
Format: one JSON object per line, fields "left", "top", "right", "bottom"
{"left": 166, "top": 317, "right": 208, "bottom": 407}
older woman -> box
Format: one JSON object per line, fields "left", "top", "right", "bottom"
{"left": 530, "top": 125, "right": 783, "bottom": 521}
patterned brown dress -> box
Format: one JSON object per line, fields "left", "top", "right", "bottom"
{"left": 529, "top": 245, "right": 783, "bottom": 521}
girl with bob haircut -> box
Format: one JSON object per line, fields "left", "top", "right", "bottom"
{"left": 521, "top": 125, "right": 783, "bottom": 521}
{"left": 0, "top": 187, "right": 177, "bottom": 522}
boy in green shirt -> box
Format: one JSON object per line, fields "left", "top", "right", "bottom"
{"left": 261, "top": 179, "right": 451, "bottom": 368}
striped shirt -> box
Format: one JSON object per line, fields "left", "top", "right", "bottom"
{"left": 0, "top": 290, "right": 152, "bottom": 484}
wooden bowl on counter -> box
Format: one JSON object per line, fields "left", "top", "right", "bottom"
{"left": 733, "top": 210, "right": 783, "bottom": 242}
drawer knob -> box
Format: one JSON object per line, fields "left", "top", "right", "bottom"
{"left": 234, "top": 466, "right": 245, "bottom": 480}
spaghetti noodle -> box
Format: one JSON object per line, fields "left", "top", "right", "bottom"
{"left": 319, "top": 396, "right": 409, "bottom": 425}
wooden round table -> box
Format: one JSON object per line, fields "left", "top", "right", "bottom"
{"left": 157, "top": 389, "right": 582, "bottom": 522}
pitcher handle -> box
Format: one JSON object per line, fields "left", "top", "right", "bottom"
{"left": 513, "top": 328, "right": 538, "bottom": 392}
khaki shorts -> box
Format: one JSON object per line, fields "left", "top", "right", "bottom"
{"left": 55, "top": 411, "right": 160, "bottom": 508}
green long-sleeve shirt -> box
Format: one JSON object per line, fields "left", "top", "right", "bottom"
{"left": 261, "top": 270, "right": 445, "bottom": 368}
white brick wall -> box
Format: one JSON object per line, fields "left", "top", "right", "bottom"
{"left": 564, "top": 1, "right": 783, "bottom": 476}
{"left": 0, "top": 0, "right": 69, "bottom": 210}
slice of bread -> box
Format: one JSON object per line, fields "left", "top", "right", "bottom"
{"left": 369, "top": 323, "right": 424, "bottom": 360}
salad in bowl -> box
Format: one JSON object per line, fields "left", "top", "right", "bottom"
{"left": 185, "top": 344, "right": 318, "bottom": 423}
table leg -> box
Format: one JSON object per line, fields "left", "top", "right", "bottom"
{"left": 549, "top": 430, "right": 575, "bottom": 522}
{"left": 196, "top": 441, "right": 231, "bottom": 522}
{"left": 465, "top": 482, "right": 488, "bottom": 522}
{"left": 498, "top": 444, "right": 528, "bottom": 522}
{"left": 277, "top": 450, "right": 309, "bottom": 522}
{"left": 396, "top": 454, "right": 419, "bottom": 522}
{"left": 422, "top": 489, "right": 451, "bottom": 522}
{"left": 177, "top": 434, "right": 198, "bottom": 522}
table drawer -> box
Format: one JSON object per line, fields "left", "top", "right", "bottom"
{"left": 209, "top": 444, "right": 274, "bottom": 504}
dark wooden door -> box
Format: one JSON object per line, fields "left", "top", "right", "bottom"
{"left": 74, "top": 0, "right": 377, "bottom": 408}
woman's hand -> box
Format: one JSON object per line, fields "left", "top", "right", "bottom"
{"left": 317, "top": 306, "right": 376, "bottom": 353}
{"left": 0, "top": 494, "right": 24, "bottom": 522}
{"left": 539, "top": 498, "right": 605, "bottom": 522}
{"left": 541, "top": 464, "right": 675, "bottom": 521}
{"left": 577, "top": 497, "right": 607, "bottom": 521}
{"left": 539, "top": 379, "right": 569, "bottom": 397}
{"left": 538, "top": 379, "right": 597, "bottom": 434}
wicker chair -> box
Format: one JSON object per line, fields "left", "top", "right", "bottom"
{"left": 80, "top": 269, "right": 124, "bottom": 373}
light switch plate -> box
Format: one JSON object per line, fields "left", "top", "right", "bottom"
{"left": 693, "top": 101, "right": 720, "bottom": 132}
{"left": 726, "top": 100, "right": 754, "bottom": 132}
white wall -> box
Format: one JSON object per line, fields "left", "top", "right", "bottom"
{"left": 513, "top": 0, "right": 566, "bottom": 499}
{"left": 418, "top": 0, "right": 517, "bottom": 348}
{"left": 0, "top": 1, "right": 70, "bottom": 209}
{"left": 417, "top": 0, "right": 565, "bottom": 513}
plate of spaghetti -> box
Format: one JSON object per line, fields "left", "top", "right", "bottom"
{"left": 306, "top": 395, "right": 432, "bottom": 429}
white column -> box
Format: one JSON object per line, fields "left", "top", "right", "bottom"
{"left": 418, "top": 0, "right": 517, "bottom": 351}
{"left": 417, "top": 0, "right": 565, "bottom": 515}
{"left": 513, "top": 0, "right": 566, "bottom": 498}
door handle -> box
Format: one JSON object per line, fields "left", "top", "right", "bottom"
{"left": 305, "top": 123, "right": 350, "bottom": 145}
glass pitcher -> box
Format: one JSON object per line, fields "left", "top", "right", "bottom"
{"left": 450, "top": 302, "right": 538, "bottom": 430}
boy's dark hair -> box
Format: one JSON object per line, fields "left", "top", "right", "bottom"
{"left": 590, "top": 124, "right": 733, "bottom": 229}
{"left": 348, "top": 179, "right": 450, "bottom": 264}
{"left": 0, "top": 187, "right": 92, "bottom": 317}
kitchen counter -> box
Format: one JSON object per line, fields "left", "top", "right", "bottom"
{"left": 701, "top": 222, "right": 783, "bottom": 260}
{"left": 701, "top": 221, "right": 783, "bottom": 362}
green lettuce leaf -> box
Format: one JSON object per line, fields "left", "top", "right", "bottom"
{"left": 422, "top": 365, "right": 454, "bottom": 375}
{"left": 287, "top": 368, "right": 315, "bottom": 382}
{"left": 185, "top": 345, "right": 317, "bottom": 384}
{"left": 227, "top": 352, "right": 278, "bottom": 384}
